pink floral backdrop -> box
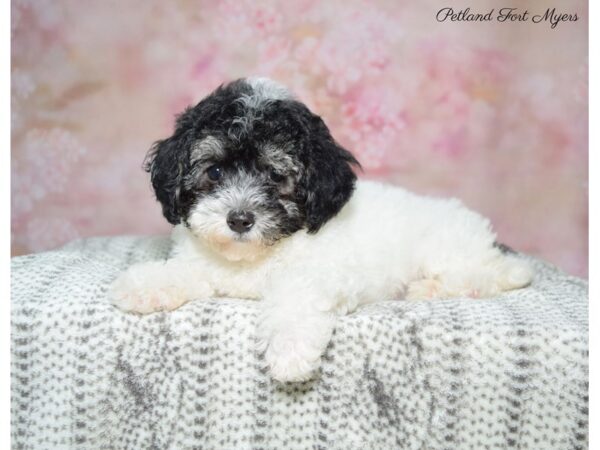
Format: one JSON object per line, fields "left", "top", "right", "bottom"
{"left": 11, "top": 0, "right": 588, "bottom": 277}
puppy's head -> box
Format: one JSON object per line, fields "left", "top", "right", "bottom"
{"left": 145, "top": 77, "right": 359, "bottom": 261}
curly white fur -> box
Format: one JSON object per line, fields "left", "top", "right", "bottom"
{"left": 110, "top": 180, "right": 533, "bottom": 382}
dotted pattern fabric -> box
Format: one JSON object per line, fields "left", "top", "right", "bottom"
{"left": 11, "top": 236, "right": 588, "bottom": 450}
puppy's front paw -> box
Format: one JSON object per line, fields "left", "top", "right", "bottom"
{"left": 109, "top": 262, "right": 206, "bottom": 314}
{"left": 110, "top": 284, "right": 188, "bottom": 314}
{"left": 263, "top": 332, "right": 323, "bottom": 383}
{"left": 110, "top": 274, "right": 188, "bottom": 314}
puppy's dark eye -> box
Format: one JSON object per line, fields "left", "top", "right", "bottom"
{"left": 206, "top": 165, "right": 222, "bottom": 181}
{"left": 269, "top": 170, "right": 285, "bottom": 183}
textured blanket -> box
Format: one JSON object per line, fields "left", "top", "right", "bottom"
{"left": 11, "top": 236, "right": 588, "bottom": 450}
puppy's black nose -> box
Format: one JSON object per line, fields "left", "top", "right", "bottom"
{"left": 227, "top": 210, "right": 255, "bottom": 233}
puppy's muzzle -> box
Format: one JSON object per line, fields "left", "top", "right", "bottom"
{"left": 227, "top": 210, "right": 255, "bottom": 234}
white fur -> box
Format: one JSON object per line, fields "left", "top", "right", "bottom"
{"left": 110, "top": 180, "right": 533, "bottom": 382}
{"left": 244, "top": 77, "right": 293, "bottom": 106}
{"left": 230, "top": 78, "right": 294, "bottom": 140}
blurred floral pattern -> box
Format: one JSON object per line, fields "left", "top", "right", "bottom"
{"left": 11, "top": 0, "right": 588, "bottom": 276}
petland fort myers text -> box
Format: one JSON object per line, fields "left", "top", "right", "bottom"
{"left": 436, "top": 7, "right": 579, "bottom": 29}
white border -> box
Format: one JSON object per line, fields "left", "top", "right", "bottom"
{"left": 588, "top": 0, "right": 596, "bottom": 446}
{"left": 1, "top": 0, "right": 11, "bottom": 446}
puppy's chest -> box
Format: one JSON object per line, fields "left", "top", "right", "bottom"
{"left": 190, "top": 252, "right": 283, "bottom": 299}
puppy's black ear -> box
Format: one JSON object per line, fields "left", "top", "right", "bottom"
{"left": 144, "top": 132, "right": 191, "bottom": 225}
{"left": 300, "top": 114, "right": 360, "bottom": 233}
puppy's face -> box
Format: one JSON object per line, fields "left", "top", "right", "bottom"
{"left": 146, "top": 78, "right": 359, "bottom": 261}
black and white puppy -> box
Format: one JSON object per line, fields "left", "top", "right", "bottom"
{"left": 111, "top": 77, "right": 533, "bottom": 382}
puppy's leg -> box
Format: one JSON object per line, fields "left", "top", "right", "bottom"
{"left": 257, "top": 277, "right": 338, "bottom": 383}
{"left": 487, "top": 253, "right": 533, "bottom": 293}
{"left": 406, "top": 252, "right": 533, "bottom": 300}
{"left": 110, "top": 259, "right": 213, "bottom": 314}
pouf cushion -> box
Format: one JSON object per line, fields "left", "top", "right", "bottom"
{"left": 11, "top": 236, "right": 588, "bottom": 449}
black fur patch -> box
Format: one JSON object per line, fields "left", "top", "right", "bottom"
{"left": 494, "top": 241, "right": 516, "bottom": 254}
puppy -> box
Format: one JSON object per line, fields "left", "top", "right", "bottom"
{"left": 110, "top": 77, "right": 533, "bottom": 382}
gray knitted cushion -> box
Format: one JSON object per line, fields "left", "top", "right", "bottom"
{"left": 11, "top": 236, "right": 588, "bottom": 450}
